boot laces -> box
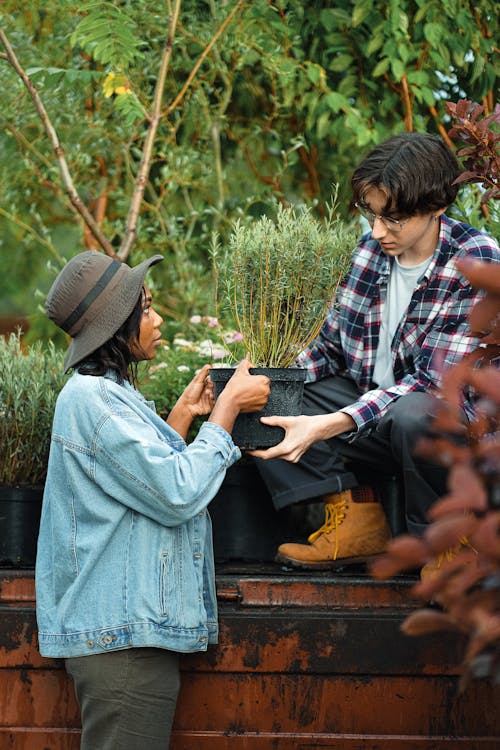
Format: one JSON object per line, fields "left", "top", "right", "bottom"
{"left": 308, "top": 498, "right": 348, "bottom": 551}
{"left": 433, "top": 536, "right": 477, "bottom": 570}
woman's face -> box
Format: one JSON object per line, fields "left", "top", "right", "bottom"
{"left": 130, "top": 286, "right": 164, "bottom": 361}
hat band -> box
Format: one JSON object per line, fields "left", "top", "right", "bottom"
{"left": 60, "top": 259, "right": 122, "bottom": 333}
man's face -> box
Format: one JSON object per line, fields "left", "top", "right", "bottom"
{"left": 360, "top": 187, "right": 444, "bottom": 265}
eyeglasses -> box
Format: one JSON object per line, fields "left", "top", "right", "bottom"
{"left": 355, "top": 202, "right": 410, "bottom": 233}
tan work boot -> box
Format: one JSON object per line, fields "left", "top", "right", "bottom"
{"left": 275, "top": 488, "right": 392, "bottom": 570}
{"left": 420, "top": 537, "right": 478, "bottom": 581}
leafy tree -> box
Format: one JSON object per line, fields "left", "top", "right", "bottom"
{"left": 0, "top": 0, "right": 498, "bottom": 327}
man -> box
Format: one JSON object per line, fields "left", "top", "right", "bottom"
{"left": 251, "top": 132, "right": 500, "bottom": 570}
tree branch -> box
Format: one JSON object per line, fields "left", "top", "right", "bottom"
{"left": 401, "top": 74, "right": 413, "bottom": 132}
{"left": 118, "top": 0, "right": 246, "bottom": 261}
{"left": 164, "top": 0, "right": 246, "bottom": 117}
{"left": 0, "top": 25, "right": 116, "bottom": 257}
{"left": 0, "top": 207, "right": 62, "bottom": 261}
{"left": 2, "top": 1, "right": 247, "bottom": 264}
{"left": 117, "top": 0, "right": 181, "bottom": 260}
{"left": 428, "top": 105, "right": 454, "bottom": 148}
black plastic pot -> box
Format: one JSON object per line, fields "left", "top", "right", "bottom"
{"left": 210, "top": 366, "right": 306, "bottom": 449}
{"left": 0, "top": 485, "right": 44, "bottom": 568}
{"left": 210, "top": 461, "right": 283, "bottom": 562}
{"left": 209, "top": 460, "right": 327, "bottom": 563}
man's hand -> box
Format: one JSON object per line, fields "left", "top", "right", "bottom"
{"left": 249, "top": 411, "right": 356, "bottom": 462}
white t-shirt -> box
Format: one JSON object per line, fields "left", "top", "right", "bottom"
{"left": 373, "top": 256, "right": 431, "bottom": 388}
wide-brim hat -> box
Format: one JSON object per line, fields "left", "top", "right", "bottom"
{"left": 45, "top": 251, "right": 164, "bottom": 372}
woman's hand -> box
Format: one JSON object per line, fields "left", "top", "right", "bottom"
{"left": 249, "top": 411, "right": 356, "bottom": 462}
{"left": 208, "top": 357, "right": 270, "bottom": 433}
{"left": 220, "top": 357, "right": 270, "bottom": 413}
{"left": 166, "top": 364, "right": 214, "bottom": 439}
{"left": 177, "top": 363, "right": 215, "bottom": 418}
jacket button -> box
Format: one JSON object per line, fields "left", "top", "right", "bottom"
{"left": 87, "top": 639, "right": 94, "bottom": 648}
{"left": 102, "top": 635, "right": 113, "bottom": 645}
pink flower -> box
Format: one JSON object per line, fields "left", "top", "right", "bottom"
{"left": 224, "top": 331, "right": 243, "bottom": 343}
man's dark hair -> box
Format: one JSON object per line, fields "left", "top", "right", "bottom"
{"left": 351, "top": 132, "right": 460, "bottom": 216}
{"left": 77, "top": 288, "right": 146, "bottom": 384}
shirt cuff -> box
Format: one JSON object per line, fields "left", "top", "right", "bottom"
{"left": 338, "top": 406, "right": 364, "bottom": 442}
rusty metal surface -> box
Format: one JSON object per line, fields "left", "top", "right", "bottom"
{"left": 0, "top": 571, "right": 36, "bottom": 604}
{"left": 0, "top": 730, "right": 497, "bottom": 749}
{"left": 0, "top": 668, "right": 80, "bottom": 727}
{"left": 173, "top": 672, "right": 499, "bottom": 736}
{"left": 215, "top": 564, "right": 420, "bottom": 609}
{"left": 183, "top": 609, "right": 467, "bottom": 676}
{"left": 170, "top": 736, "right": 500, "bottom": 750}
{"left": 1, "top": 568, "right": 499, "bottom": 749}
{"left": 0, "top": 732, "right": 80, "bottom": 750}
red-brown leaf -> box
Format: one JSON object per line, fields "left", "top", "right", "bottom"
{"left": 472, "top": 513, "right": 500, "bottom": 561}
{"left": 371, "top": 535, "right": 428, "bottom": 579}
{"left": 456, "top": 258, "right": 500, "bottom": 295}
{"left": 401, "top": 608, "right": 458, "bottom": 636}
{"left": 424, "top": 516, "right": 477, "bottom": 554}
{"left": 442, "top": 464, "right": 488, "bottom": 510}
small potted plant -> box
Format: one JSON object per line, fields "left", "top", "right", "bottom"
{"left": 211, "top": 197, "right": 356, "bottom": 448}
{"left": 0, "top": 331, "right": 67, "bottom": 567}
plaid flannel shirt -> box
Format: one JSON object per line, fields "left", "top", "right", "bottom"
{"left": 296, "top": 214, "right": 500, "bottom": 438}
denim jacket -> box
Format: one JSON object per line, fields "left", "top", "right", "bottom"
{"left": 36, "top": 371, "right": 240, "bottom": 658}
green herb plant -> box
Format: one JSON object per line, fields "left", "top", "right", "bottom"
{"left": 0, "top": 331, "right": 67, "bottom": 486}
{"left": 213, "top": 198, "right": 356, "bottom": 368}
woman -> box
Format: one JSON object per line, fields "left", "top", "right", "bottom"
{"left": 35, "top": 250, "right": 270, "bottom": 749}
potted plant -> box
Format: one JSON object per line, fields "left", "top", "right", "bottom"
{"left": 210, "top": 198, "right": 356, "bottom": 448}
{"left": 0, "top": 331, "right": 67, "bottom": 567}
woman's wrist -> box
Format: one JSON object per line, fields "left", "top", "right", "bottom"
{"left": 166, "top": 402, "right": 193, "bottom": 438}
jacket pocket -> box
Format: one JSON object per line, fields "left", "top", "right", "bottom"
{"left": 158, "top": 532, "right": 204, "bottom": 629}
{"left": 159, "top": 552, "right": 171, "bottom": 617}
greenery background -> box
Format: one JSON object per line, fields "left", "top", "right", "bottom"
{"left": 0, "top": 0, "right": 498, "bottom": 340}
{"left": 1, "top": 3, "right": 498, "bottom": 677}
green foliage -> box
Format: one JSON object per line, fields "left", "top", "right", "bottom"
{"left": 0, "top": 0, "right": 498, "bottom": 320}
{"left": 213, "top": 198, "right": 356, "bottom": 367}
{"left": 70, "top": 2, "right": 145, "bottom": 68}
{"left": 0, "top": 331, "right": 67, "bottom": 485}
{"left": 449, "top": 186, "right": 500, "bottom": 243}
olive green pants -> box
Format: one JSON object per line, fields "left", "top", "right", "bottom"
{"left": 66, "top": 647, "right": 180, "bottom": 750}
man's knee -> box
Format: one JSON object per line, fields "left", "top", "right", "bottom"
{"left": 378, "top": 392, "right": 437, "bottom": 444}
{"left": 302, "top": 375, "right": 362, "bottom": 417}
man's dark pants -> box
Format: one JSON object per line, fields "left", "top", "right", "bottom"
{"left": 255, "top": 374, "right": 451, "bottom": 536}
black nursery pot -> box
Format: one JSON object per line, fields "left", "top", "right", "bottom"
{"left": 210, "top": 366, "right": 306, "bottom": 450}
{"left": 0, "top": 485, "right": 44, "bottom": 568}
